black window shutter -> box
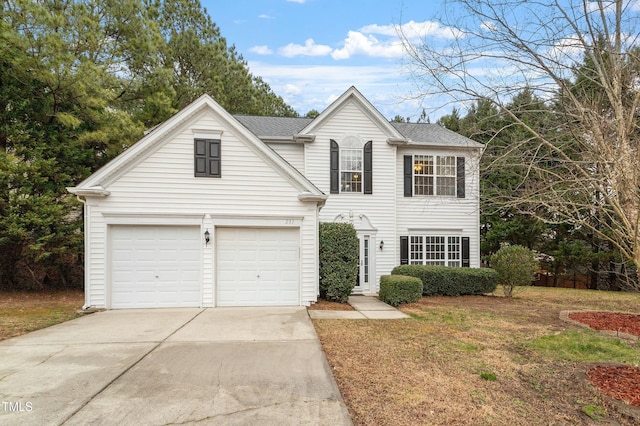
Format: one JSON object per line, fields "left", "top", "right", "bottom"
{"left": 209, "top": 140, "right": 221, "bottom": 177}
{"left": 456, "top": 156, "right": 465, "bottom": 198}
{"left": 403, "top": 155, "right": 413, "bottom": 197}
{"left": 461, "top": 237, "right": 470, "bottom": 267}
{"left": 194, "top": 139, "right": 207, "bottom": 176}
{"left": 195, "top": 139, "right": 221, "bottom": 177}
{"left": 330, "top": 140, "right": 339, "bottom": 194}
{"left": 364, "top": 141, "right": 372, "bottom": 194}
{"left": 400, "top": 236, "right": 409, "bottom": 265}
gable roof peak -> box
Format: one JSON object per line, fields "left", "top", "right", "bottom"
{"left": 300, "top": 86, "right": 403, "bottom": 138}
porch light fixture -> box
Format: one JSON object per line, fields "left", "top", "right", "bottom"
{"left": 379, "top": 240, "right": 384, "bottom": 250}
{"left": 204, "top": 229, "right": 210, "bottom": 245}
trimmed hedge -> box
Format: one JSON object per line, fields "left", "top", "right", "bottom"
{"left": 391, "top": 265, "right": 498, "bottom": 296}
{"left": 319, "top": 222, "right": 359, "bottom": 303}
{"left": 379, "top": 275, "right": 423, "bottom": 307}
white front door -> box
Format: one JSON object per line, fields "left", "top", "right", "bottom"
{"left": 355, "top": 234, "right": 372, "bottom": 294}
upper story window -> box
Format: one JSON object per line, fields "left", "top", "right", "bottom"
{"left": 341, "top": 148, "right": 362, "bottom": 192}
{"left": 330, "top": 136, "right": 372, "bottom": 194}
{"left": 404, "top": 154, "right": 465, "bottom": 198}
{"left": 194, "top": 138, "right": 221, "bottom": 177}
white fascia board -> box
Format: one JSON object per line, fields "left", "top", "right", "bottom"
{"left": 67, "top": 186, "right": 110, "bottom": 197}
{"left": 387, "top": 137, "right": 409, "bottom": 145}
{"left": 404, "top": 141, "right": 485, "bottom": 150}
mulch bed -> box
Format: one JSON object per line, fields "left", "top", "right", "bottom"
{"left": 569, "top": 311, "right": 640, "bottom": 336}
{"left": 586, "top": 366, "right": 640, "bottom": 407}
{"left": 569, "top": 311, "right": 640, "bottom": 408}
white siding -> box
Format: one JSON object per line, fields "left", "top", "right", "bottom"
{"left": 396, "top": 148, "right": 481, "bottom": 267}
{"left": 84, "top": 109, "right": 318, "bottom": 308}
{"left": 267, "top": 143, "right": 305, "bottom": 174}
{"left": 303, "top": 98, "right": 482, "bottom": 291}
{"left": 304, "top": 100, "right": 398, "bottom": 290}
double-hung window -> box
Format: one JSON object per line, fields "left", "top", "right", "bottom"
{"left": 341, "top": 148, "right": 362, "bottom": 192}
{"left": 404, "top": 154, "right": 465, "bottom": 198}
{"left": 330, "top": 137, "right": 372, "bottom": 194}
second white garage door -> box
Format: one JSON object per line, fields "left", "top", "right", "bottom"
{"left": 216, "top": 227, "right": 300, "bottom": 306}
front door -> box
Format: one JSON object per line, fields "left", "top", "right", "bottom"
{"left": 355, "top": 234, "right": 371, "bottom": 293}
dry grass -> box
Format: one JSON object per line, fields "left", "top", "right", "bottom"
{"left": 313, "top": 286, "right": 640, "bottom": 425}
{"left": 0, "top": 290, "right": 85, "bottom": 341}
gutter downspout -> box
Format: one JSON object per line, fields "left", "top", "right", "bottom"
{"left": 76, "top": 195, "right": 91, "bottom": 310}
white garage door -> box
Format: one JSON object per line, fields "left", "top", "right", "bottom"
{"left": 110, "top": 225, "right": 201, "bottom": 308}
{"left": 216, "top": 227, "right": 299, "bottom": 306}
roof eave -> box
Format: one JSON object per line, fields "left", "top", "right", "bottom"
{"left": 387, "top": 137, "right": 409, "bottom": 146}
{"left": 67, "top": 186, "right": 110, "bottom": 197}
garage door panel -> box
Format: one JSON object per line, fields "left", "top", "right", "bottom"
{"left": 216, "top": 227, "right": 299, "bottom": 307}
{"left": 110, "top": 225, "right": 201, "bottom": 309}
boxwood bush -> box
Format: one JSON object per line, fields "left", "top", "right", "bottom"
{"left": 391, "top": 265, "right": 497, "bottom": 296}
{"left": 379, "top": 275, "right": 423, "bottom": 306}
{"left": 319, "top": 222, "right": 358, "bottom": 303}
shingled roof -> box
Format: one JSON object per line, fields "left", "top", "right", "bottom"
{"left": 390, "top": 122, "right": 484, "bottom": 148}
{"left": 234, "top": 115, "right": 483, "bottom": 148}
{"left": 234, "top": 115, "right": 312, "bottom": 138}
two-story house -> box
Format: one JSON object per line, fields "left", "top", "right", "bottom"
{"left": 68, "top": 87, "right": 483, "bottom": 309}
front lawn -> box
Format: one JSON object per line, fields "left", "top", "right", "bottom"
{"left": 313, "top": 286, "right": 640, "bottom": 425}
{"left": 0, "top": 290, "right": 85, "bottom": 341}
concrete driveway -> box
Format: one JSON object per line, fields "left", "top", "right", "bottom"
{"left": 0, "top": 307, "right": 352, "bottom": 426}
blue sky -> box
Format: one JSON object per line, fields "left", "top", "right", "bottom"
{"left": 201, "top": 0, "right": 449, "bottom": 120}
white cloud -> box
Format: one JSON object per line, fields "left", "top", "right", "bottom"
{"left": 258, "top": 14, "right": 274, "bottom": 19}
{"left": 331, "top": 31, "right": 403, "bottom": 60}
{"left": 548, "top": 35, "right": 585, "bottom": 63}
{"left": 361, "top": 20, "right": 462, "bottom": 40}
{"left": 275, "top": 20, "right": 461, "bottom": 61}
{"left": 249, "top": 45, "right": 273, "bottom": 55}
{"left": 283, "top": 84, "right": 302, "bottom": 95}
{"left": 278, "top": 38, "right": 333, "bottom": 57}
{"left": 287, "top": 0, "right": 306, "bottom": 3}
{"left": 246, "top": 61, "right": 424, "bottom": 118}
{"left": 480, "top": 21, "right": 498, "bottom": 32}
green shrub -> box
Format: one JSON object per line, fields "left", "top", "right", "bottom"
{"left": 379, "top": 275, "right": 423, "bottom": 306}
{"left": 318, "top": 222, "right": 358, "bottom": 303}
{"left": 490, "top": 245, "right": 538, "bottom": 297}
{"left": 391, "top": 265, "right": 497, "bottom": 296}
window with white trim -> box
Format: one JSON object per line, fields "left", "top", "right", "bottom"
{"left": 413, "top": 155, "right": 456, "bottom": 196}
{"left": 410, "top": 235, "right": 461, "bottom": 267}
{"left": 341, "top": 148, "right": 362, "bottom": 192}
{"left": 436, "top": 156, "right": 456, "bottom": 196}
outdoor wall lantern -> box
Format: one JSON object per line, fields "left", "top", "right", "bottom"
{"left": 204, "top": 229, "right": 210, "bottom": 245}
{"left": 379, "top": 240, "right": 384, "bottom": 250}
